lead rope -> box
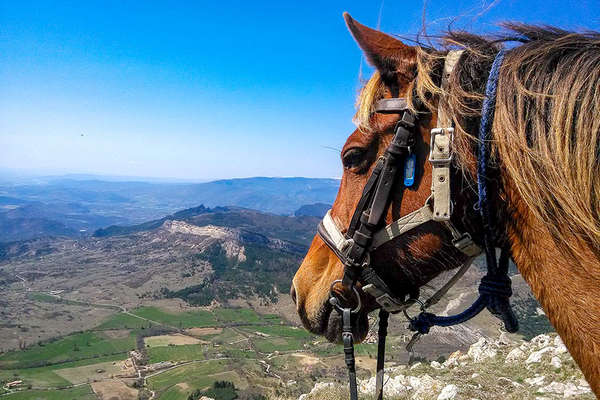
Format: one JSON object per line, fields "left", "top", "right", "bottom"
{"left": 375, "top": 310, "right": 389, "bottom": 400}
{"left": 331, "top": 298, "right": 389, "bottom": 400}
{"left": 341, "top": 307, "right": 358, "bottom": 400}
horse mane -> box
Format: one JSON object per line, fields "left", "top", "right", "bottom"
{"left": 355, "top": 23, "right": 600, "bottom": 258}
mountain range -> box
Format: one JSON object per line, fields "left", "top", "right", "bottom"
{"left": 0, "top": 176, "right": 336, "bottom": 243}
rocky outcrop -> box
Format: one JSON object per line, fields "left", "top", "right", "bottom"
{"left": 298, "top": 333, "right": 593, "bottom": 400}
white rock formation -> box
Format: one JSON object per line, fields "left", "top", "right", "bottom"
{"left": 298, "top": 382, "right": 336, "bottom": 400}
{"left": 430, "top": 361, "right": 443, "bottom": 369}
{"left": 563, "top": 381, "right": 593, "bottom": 397}
{"left": 409, "top": 374, "right": 443, "bottom": 400}
{"left": 505, "top": 347, "right": 525, "bottom": 363}
{"left": 437, "top": 384, "right": 458, "bottom": 400}
{"left": 526, "top": 346, "right": 553, "bottom": 364}
{"left": 550, "top": 356, "right": 562, "bottom": 369}
{"left": 358, "top": 374, "right": 409, "bottom": 397}
{"left": 530, "top": 334, "right": 552, "bottom": 349}
{"left": 524, "top": 376, "right": 545, "bottom": 386}
{"left": 467, "top": 337, "right": 497, "bottom": 362}
{"left": 539, "top": 381, "right": 566, "bottom": 394}
{"left": 553, "top": 335, "right": 568, "bottom": 355}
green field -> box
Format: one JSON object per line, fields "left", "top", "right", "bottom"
{"left": 206, "top": 328, "right": 246, "bottom": 346}
{"left": 131, "top": 306, "right": 217, "bottom": 328}
{"left": 213, "top": 308, "right": 263, "bottom": 324}
{"left": 147, "top": 359, "right": 230, "bottom": 392}
{"left": 158, "top": 385, "right": 189, "bottom": 400}
{"left": 0, "top": 332, "right": 135, "bottom": 369}
{"left": 2, "top": 384, "right": 96, "bottom": 400}
{"left": 95, "top": 312, "right": 150, "bottom": 330}
{"left": 148, "top": 344, "right": 205, "bottom": 363}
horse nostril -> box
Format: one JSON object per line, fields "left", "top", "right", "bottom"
{"left": 290, "top": 285, "right": 297, "bottom": 305}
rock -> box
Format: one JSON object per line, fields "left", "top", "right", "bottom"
{"left": 505, "top": 347, "right": 525, "bottom": 363}
{"left": 536, "top": 307, "right": 545, "bottom": 315}
{"left": 539, "top": 381, "right": 566, "bottom": 394}
{"left": 553, "top": 336, "right": 568, "bottom": 355}
{"left": 578, "top": 378, "right": 590, "bottom": 388}
{"left": 519, "top": 343, "right": 530, "bottom": 352}
{"left": 467, "top": 337, "right": 497, "bottom": 362}
{"left": 498, "top": 331, "right": 514, "bottom": 345}
{"left": 409, "top": 374, "right": 443, "bottom": 400}
{"left": 359, "top": 374, "right": 409, "bottom": 397}
{"left": 409, "top": 362, "right": 422, "bottom": 370}
{"left": 526, "top": 346, "right": 553, "bottom": 364}
{"left": 443, "top": 350, "right": 461, "bottom": 368}
{"left": 430, "top": 361, "right": 443, "bottom": 369}
{"left": 408, "top": 375, "right": 422, "bottom": 388}
{"left": 298, "top": 381, "right": 336, "bottom": 400}
{"left": 437, "top": 384, "right": 458, "bottom": 400}
{"left": 563, "top": 381, "right": 592, "bottom": 397}
{"left": 525, "top": 376, "right": 545, "bottom": 386}
{"left": 550, "top": 356, "right": 562, "bottom": 369}
{"left": 531, "top": 334, "right": 552, "bottom": 349}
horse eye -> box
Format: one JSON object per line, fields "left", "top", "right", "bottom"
{"left": 342, "top": 148, "right": 367, "bottom": 169}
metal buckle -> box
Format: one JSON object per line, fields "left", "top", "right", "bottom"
{"left": 363, "top": 284, "right": 416, "bottom": 313}
{"left": 428, "top": 127, "right": 454, "bottom": 165}
{"left": 452, "top": 232, "right": 482, "bottom": 257}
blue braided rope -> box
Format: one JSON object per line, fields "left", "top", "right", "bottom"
{"left": 477, "top": 50, "right": 506, "bottom": 246}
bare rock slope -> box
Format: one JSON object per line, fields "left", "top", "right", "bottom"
{"left": 299, "top": 333, "right": 593, "bottom": 400}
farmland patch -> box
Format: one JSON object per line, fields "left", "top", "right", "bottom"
{"left": 144, "top": 333, "right": 202, "bottom": 347}
{"left": 91, "top": 379, "right": 138, "bottom": 400}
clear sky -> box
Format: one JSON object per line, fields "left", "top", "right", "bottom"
{"left": 1, "top": 1, "right": 599, "bottom": 181}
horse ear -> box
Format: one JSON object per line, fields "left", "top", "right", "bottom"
{"left": 344, "top": 12, "right": 416, "bottom": 88}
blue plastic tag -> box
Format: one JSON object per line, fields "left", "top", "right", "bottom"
{"left": 403, "top": 153, "right": 416, "bottom": 187}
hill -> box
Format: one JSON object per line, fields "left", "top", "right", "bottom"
{"left": 0, "top": 205, "right": 320, "bottom": 351}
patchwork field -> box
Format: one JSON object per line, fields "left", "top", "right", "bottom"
{"left": 54, "top": 360, "right": 128, "bottom": 385}
{"left": 0, "top": 304, "right": 368, "bottom": 399}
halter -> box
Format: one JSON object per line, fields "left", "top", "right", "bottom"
{"left": 317, "top": 50, "right": 518, "bottom": 400}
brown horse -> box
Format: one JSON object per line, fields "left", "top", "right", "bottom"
{"left": 291, "top": 13, "right": 600, "bottom": 395}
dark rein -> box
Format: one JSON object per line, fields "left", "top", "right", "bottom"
{"left": 320, "top": 50, "right": 518, "bottom": 400}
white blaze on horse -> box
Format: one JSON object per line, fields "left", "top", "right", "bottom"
{"left": 291, "top": 13, "right": 600, "bottom": 398}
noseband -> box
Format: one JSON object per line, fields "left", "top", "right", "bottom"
{"left": 316, "top": 50, "right": 518, "bottom": 400}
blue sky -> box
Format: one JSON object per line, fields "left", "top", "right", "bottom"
{"left": 1, "top": 1, "right": 599, "bottom": 181}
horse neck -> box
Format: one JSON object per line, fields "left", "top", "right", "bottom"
{"left": 502, "top": 180, "right": 600, "bottom": 394}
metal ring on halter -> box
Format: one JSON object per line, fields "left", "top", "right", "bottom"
{"left": 402, "top": 298, "right": 425, "bottom": 321}
{"left": 329, "top": 279, "right": 362, "bottom": 314}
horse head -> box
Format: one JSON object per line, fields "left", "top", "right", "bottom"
{"left": 291, "top": 14, "right": 482, "bottom": 343}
